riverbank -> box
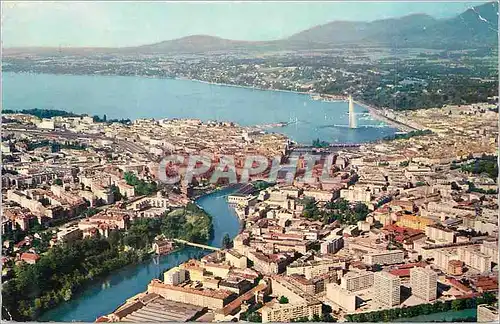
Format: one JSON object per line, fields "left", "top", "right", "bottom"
{"left": 37, "top": 187, "right": 240, "bottom": 321}
{"left": 394, "top": 308, "right": 477, "bottom": 322}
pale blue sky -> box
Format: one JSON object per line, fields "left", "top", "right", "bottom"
{"left": 1, "top": 1, "right": 489, "bottom": 47}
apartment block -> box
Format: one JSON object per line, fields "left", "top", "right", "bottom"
{"left": 410, "top": 267, "right": 437, "bottom": 302}
{"left": 164, "top": 267, "right": 188, "bottom": 286}
{"left": 260, "top": 301, "right": 322, "bottom": 323}
{"left": 425, "top": 224, "right": 455, "bottom": 244}
{"left": 458, "top": 246, "right": 492, "bottom": 273}
{"left": 320, "top": 236, "right": 344, "bottom": 254}
{"left": 477, "top": 304, "right": 499, "bottom": 322}
{"left": 326, "top": 283, "right": 357, "bottom": 312}
{"left": 363, "top": 250, "right": 404, "bottom": 266}
{"left": 147, "top": 280, "right": 234, "bottom": 309}
{"left": 373, "top": 272, "right": 400, "bottom": 307}
{"left": 480, "top": 241, "right": 499, "bottom": 264}
{"left": 340, "top": 271, "right": 374, "bottom": 292}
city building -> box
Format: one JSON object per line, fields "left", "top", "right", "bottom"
{"left": 410, "top": 267, "right": 437, "bottom": 302}
{"left": 477, "top": 304, "right": 499, "bottom": 322}
{"left": 340, "top": 186, "right": 372, "bottom": 203}
{"left": 425, "top": 224, "right": 455, "bottom": 244}
{"left": 152, "top": 239, "right": 174, "bottom": 255}
{"left": 320, "top": 236, "right": 344, "bottom": 254}
{"left": 19, "top": 252, "right": 40, "bottom": 265}
{"left": 458, "top": 246, "right": 492, "bottom": 273}
{"left": 373, "top": 272, "right": 400, "bottom": 307}
{"left": 164, "top": 267, "right": 188, "bottom": 286}
{"left": 147, "top": 279, "right": 235, "bottom": 309}
{"left": 480, "top": 240, "right": 499, "bottom": 264}
{"left": 448, "top": 260, "right": 464, "bottom": 275}
{"left": 260, "top": 276, "right": 322, "bottom": 323}
{"left": 340, "top": 270, "right": 374, "bottom": 292}
{"left": 326, "top": 283, "right": 357, "bottom": 312}
{"left": 225, "top": 249, "right": 248, "bottom": 269}
{"left": 363, "top": 250, "right": 404, "bottom": 266}
{"left": 260, "top": 300, "right": 322, "bottom": 323}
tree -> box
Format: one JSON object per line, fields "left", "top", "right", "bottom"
{"left": 248, "top": 312, "right": 262, "bottom": 323}
{"left": 451, "top": 299, "right": 465, "bottom": 311}
{"left": 110, "top": 185, "right": 122, "bottom": 201}
{"left": 278, "top": 296, "right": 289, "bottom": 304}
{"left": 222, "top": 233, "right": 233, "bottom": 249}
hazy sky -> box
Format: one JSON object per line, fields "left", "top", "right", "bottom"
{"left": 1, "top": 1, "right": 489, "bottom": 47}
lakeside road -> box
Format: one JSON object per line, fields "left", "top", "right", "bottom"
{"left": 354, "top": 99, "right": 419, "bottom": 132}
{"left": 181, "top": 77, "right": 415, "bottom": 133}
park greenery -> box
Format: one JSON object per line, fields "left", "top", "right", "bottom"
{"left": 460, "top": 156, "right": 498, "bottom": 180}
{"left": 384, "top": 129, "right": 433, "bottom": 141}
{"left": 291, "top": 314, "right": 337, "bottom": 322}
{"left": 124, "top": 171, "right": 158, "bottom": 196}
{"left": 3, "top": 108, "right": 131, "bottom": 125}
{"left": 222, "top": 233, "right": 233, "bottom": 249}
{"left": 312, "top": 138, "right": 330, "bottom": 148}
{"left": 123, "top": 203, "right": 213, "bottom": 249}
{"left": 302, "top": 198, "right": 369, "bottom": 225}
{"left": 239, "top": 302, "right": 263, "bottom": 322}
{"left": 3, "top": 108, "right": 79, "bottom": 119}
{"left": 345, "top": 293, "right": 496, "bottom": 322}
{"left": 21, "top": 139, "right": 87, "bottom": 152}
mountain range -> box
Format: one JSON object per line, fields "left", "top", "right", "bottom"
{"left": 4, "top": 1, "right": 498, "bottom": 55}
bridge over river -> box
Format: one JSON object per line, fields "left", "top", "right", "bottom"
{"left": 172, "top": 238, "right": 221, "bottom": 251}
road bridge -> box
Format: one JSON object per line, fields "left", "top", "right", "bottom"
{"left": 172, "top": 238, "right": 221, "bottom": 251}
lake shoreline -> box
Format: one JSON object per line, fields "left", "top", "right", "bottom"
{"left": 5, "top": 71, "right": 402, "bottom": 135}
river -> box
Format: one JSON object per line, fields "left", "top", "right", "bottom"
{"left": 2, "top": 72, "right": 397, "bottom": 144}
{"left": 394, "top": 308, "right": 477, "bottom": 322}
{"left": 38, "top": 188, "right": 240, "bottom": 322}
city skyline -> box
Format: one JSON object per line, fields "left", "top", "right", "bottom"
{"left": 2, "top": 1, "right": 488, "bottom": 47}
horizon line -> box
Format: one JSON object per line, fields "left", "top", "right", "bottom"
{"left": 1, "top": 6, "right": 469, "bottom": 50}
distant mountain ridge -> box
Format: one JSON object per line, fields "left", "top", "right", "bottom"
{"left": 4, "top": 1, "right": 498, "bottom": 55}
{"left": 288, "top": 2, "right": 498, "bottom": 48}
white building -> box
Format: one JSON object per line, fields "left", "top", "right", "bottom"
{"left": 320, "top": 236, "right": 344, "bottom": 254}
{"left": 340, "top": 186, "right": 372, "bottom": 203}
{"left": 326, "top": 283, "right": 357, "bottom": 312}
{"left": 363, "top": 250, "right": 404, "bottom": 266}
{"left": 340, "top": 270, "right": 374, "bottom": 292}
{"left": 458, "top": 246, "right": 491, "bottom": 273}
{"left": 374, "top": 272, "right": 400, "bottom": 307}
{"left": 410, "top": 267, "right": 437, "bottom": 302}
{"left": 163, "top": 267, "right": 187, "bottom": 286}
{"left": 37, "top": 118, "right": 55, "bottom": 130}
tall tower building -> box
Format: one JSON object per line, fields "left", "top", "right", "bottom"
{"left": 410, "top": 267, "right": 437, "bottom": 302}
{"left": 348, "top": 95, "right": 357, "bottom": 129}
{"left": 374, "top": 271, "right": 400, "bottom": 307}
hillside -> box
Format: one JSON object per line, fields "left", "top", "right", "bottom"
{"left": 3, "top": 2, "right": 498, "bottom": 55}
{"left": 288, "top": 2, "right": 498, "bottom": 48}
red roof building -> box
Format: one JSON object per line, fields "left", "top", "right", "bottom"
{"left": 20, "top": 252, "right": 40, "bottom": 264}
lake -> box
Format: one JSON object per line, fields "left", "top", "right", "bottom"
{"left": 2, "top": 72, "right": 397, "bottom": 144}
